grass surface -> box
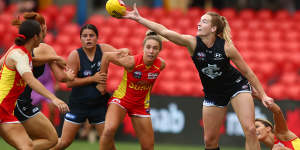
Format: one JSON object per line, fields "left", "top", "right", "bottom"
{"left": 0, "top": 139, "right": 267, "bottom": 150}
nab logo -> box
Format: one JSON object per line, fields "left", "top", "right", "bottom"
{"left": 133, "top": 71, "right": 142, "bottom": 79}
{"left": 148, "top": 73, "right": 158, "bottom": 79}
{"left": 83, "top": 70, "right": 92, "bottom": 76}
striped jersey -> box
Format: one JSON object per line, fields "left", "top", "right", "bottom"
{"left": 0, "top": 45, "right": 32, "bottom": 115}
{"left": 113, "top": 54, "right": 162, "bottom": 109}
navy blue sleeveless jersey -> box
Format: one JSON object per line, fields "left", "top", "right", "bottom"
{"left": 191, "top": 36, "right": 248, "bottom": 95}
{"left": 18, "top": 52, "right": 45, "bottom": 102}
{"left": 69, "top": 45, "right": 108, "bottom": 104}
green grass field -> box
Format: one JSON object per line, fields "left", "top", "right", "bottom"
{"left": 0, "top": 139, "right": 268, "bottom": 150}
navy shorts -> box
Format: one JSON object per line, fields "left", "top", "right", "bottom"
{"left": 64, "top": 102, "right": 107, "bottom": 124}
{"left": 14, "top": 99, "right": 40, "bottom": 122}
{"left": 203, "top": 83, "right": 252, "bottom": 107}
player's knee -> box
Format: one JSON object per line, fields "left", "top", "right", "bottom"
{"left": 140, "top": 142, "right": 154, "bottom": 150}
{"left": 242, "top": 123, "right": 257, "bottom": 137}
{"left": 102, "top": 126, "right": 118, "bottom": 138}
{"left": 17, "top": 140, "right": 34, "bottom": 150}
{"left": 47, "top": 135, "right": 58, "bottom": 148}
{"left": 204, "top": 134, "right": 219, "bottom": 147}
{"left": 59, "top": 138, "right": 73, "bottom": 149}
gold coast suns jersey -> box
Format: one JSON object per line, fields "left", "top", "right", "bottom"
{"left": 113, "top": 54, "right": 162, "bottom": 109}
{"left": 0, "top": 45, "right": 32, "bottom": 116}
{"left": 274, "top": 136, "right": 300, "bottom": 150}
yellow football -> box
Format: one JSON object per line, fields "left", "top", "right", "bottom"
{"left": 106, "top": 0, "right": 127, "bottom": 18}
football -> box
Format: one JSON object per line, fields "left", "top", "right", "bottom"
{"left": 106, "top": 0, "right": 127, "bottom": 18}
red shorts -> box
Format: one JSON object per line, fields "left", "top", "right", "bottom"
{"left": 108, "top": 97, "right": 150, "bottom": 117}
{"left": 0, "top": 106, "right": 19, "bottom": 124}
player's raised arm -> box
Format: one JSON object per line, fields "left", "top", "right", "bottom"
{"left": 123, "top": 3, "right": 196, "bottom": 55}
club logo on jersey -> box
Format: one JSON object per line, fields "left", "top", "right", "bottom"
{"left": 201, "top": 64, "right": 222, "bottom": 79}
{"left": 214, "top": 53, "right": 224, "bottom": 60}
{"left": 148, "top": 73, "right": 158, "bottom": 79}
{"left": 83, "top": 70, "right": 92, "bottom": 76}
{"left": 196, "top": 52, "right": 206, "bottom": 61}
{"left": 133, "top": 71, "right": 142, "bottom": 79}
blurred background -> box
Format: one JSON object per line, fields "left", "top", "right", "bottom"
{"left": 0, "top": 0, "right": 299, "bottom": 149}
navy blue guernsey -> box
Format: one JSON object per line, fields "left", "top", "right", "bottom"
{"left": 18, "top": 52, "right": 45, "bottom": 102}
{"left": 69, "top": 45, "right": 107, "bottom": 104}
{"left": 191, "top": 36, "right": 248, "bottom": 95}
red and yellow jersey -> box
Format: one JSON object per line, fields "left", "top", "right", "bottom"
{"left": 0, "top": 45, "right": 32, "bottom": 115}
{"left": 113, "top": 54, "right": 162, "bottom": 109}
{"left": 274, "top": 136, "right": 300, "bottom": 150}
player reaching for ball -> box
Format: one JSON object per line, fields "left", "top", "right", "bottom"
{"left": 123, "top": 4, "right": 273, "bottom": 150}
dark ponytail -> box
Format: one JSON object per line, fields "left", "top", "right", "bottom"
{"left": 15, "top": 20, "right": 41, "bottom": 46}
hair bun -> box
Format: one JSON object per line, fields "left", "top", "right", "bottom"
{"left": 146, "top": 30, "right": 157, "bottom": 36}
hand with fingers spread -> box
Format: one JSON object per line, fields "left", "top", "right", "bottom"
{"left": 123, "top": 3, "right": 141, "bottom": 21}
{"left": 52, "top": 98, "right": 70, "bottom": 114}
{"left": 91, "top": 71, "right": 104, "bottom": 84}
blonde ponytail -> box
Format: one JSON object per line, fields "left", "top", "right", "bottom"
{"left": 206, "top": 12, "right": 233, "bottom": 44}
{"left": 220, "top": 16, "right": 232, "bottom": 44}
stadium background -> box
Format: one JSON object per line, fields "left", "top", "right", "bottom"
{"left": 0, "top": 0, "right": 299, "bottom": 149}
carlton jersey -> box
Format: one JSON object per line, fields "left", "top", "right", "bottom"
{"left": 274, "top": 136, "right": 300, "bottom": 150}
{"left": 0, "top": 46, "right": 32, "bottom": 121}
{"left": 112, "top": 54, "right": 162, "bottom": 109}
{"left": 69, "top": 44, "right": 108, "bottom": 104}
{"left": 18, "top": 51, "right": 45, "bottom": 102}
{"left": 191, "top": 36, "right": 248, "bottom": 95}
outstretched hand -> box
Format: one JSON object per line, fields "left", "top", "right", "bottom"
{"left": 251, "top": 86, "right": 274, "bottom": 109}
{"left": 122, "top": 3, "right": 141, "bottom": 21}
{"left": 262, "top": 95, "right": 274, "bottom": 109}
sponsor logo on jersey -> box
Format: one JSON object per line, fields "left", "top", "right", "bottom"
{"left": 214, "top": 53, "right": 224, "bottom": 60}
{"left": 235, "top": 76, "right": 242, "bottom": 83}
{"left": 242, "top": 85, "right": 249, "bottom": 89}
{"left": 148, "top": 73, "right": 158, "bottom": 79}
{"left": 65, "top": 113, "right": 76, "bottom": 119}
{"left": 129, "top": 82, "right": 152, "bottom": 91}
{"left": 133, "top": 71, "right": 142, "bottom": 79}
{"left": 32, "top": 107, "right": 39, "bottom": 113}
